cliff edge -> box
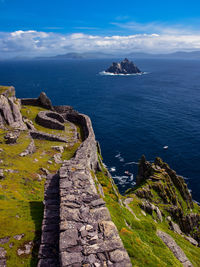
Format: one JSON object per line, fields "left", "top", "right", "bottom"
{"left": 0, "top": 86, "right": 199, "bottom": 267}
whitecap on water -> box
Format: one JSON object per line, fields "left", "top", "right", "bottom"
{"left": 113, "top": 174, "right": 135, "bottom": 187}
{"left": 124, "top": 161, "right": 139, "bottom": 165}
{"left": 110, "top": 167, "right": 116, "bottom": 172}
{"left": 99, "top": 71, "right": 149, "bottom": 76}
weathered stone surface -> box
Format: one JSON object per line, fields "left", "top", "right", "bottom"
{"left": 0, "top": 237, "right": 10, "bottom": 245}
{"left": 0, "top": 170, "right": 4, "bottom": 180}
{"left": 20, "top": 138, "right": 35, "bottom": 157}
{"left": 183, "top": 235, "right": 198, "bottom": 246}
{"left": 36, "top": 111, "right": 64, "bottom": 130}
{"left": 0, "top": 88, "right": 26, "bottom": 130}
{"left": 157, "top": 230, "right": 193, "bottom": 266}
{"left": 169, "top": 221, "right": 182, "bottom": 235}
{"left": 38, "top": 92, "right": 54, "bottom": 110}
{"left": 52, "top": 146, "right": 64, "bottom": 153}
{"left": 4, "top": 131, "right": 20, "bottom": 144}
{"left": 60, "top": 252, "right": 83, "bottom": 265}
{"left": 17, "top": 241, "right": 33, "bottom": 256}
{"left": 60, "top": 229, "right": 78, "bottom": 249}
{"left": 0, "top": 247, "right": 6, "bottom": 259}
{"left": 13, "top": 233, "right": 24, "bottom": 240}
{"left": 30, "top": 130, "right": 67, "bottom": 143}
{"left": 109, "top": 249, "right": 130, "bottom": 263}
{"left": 57, "top": 111, "right": 131, "bottom": 267}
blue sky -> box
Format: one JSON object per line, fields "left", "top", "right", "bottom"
{"left": 1, "top": 0, "right": 200, "bottom": 58}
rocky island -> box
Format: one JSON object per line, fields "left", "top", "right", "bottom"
{"left": 0, "top": 85, "right": 199, "bottom": 267}
{"left": 105, "top": 58, "right": 142, "bottom": 75}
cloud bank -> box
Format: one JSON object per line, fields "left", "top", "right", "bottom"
{"left": 1, "top": 29, "right": 200, "bottom": 58}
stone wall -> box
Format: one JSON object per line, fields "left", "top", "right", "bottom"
{"left": 58, "top": 111, "right": 131, "bottom": 267}
{"left": 36, "top": 111, "right": 65, "bottom": 130}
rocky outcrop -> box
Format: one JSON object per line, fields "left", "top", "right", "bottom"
{"left": 135, "top": 156, "right": 200, "bottom": 245}
{"left": 157, "top": 230, "right": 193, "bottom": 267}
{"left": 0, "top": 87, "right": 26, "bottom": 130}
{"left": 38, "top": 92, "right": 54, "bottom": 110}
{"left": 105, "top": 58, "right": 141, "bottom": 74}
{"left": 36, "top": 111, "right": 65, "bottom": 130}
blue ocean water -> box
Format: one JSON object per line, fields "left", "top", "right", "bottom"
{"left": 0, "top": 58, "right": 199, "bottom": 201}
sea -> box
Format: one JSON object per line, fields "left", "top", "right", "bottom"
{"left": 0, "top": 58, "right": 199, "bottom": 202}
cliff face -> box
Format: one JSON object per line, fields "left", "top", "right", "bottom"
{"left": 0, "top": 86, "right": 200, "bottom": 267}
{"left": 134, "top": 156, "right": 200, "bottom": 245}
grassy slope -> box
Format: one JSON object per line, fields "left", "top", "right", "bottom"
{"left": 94, "top": 165, "right": 200, "bottom": 267}
{"left": 0, "top": 105, "right": 82, "bottom": 266}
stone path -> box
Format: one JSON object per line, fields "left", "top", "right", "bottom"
{"left": 38, "top": 173, "right": 60, "bottom": 267}
{"left": 59, "top": 162, "right": 132, "bottom": 267}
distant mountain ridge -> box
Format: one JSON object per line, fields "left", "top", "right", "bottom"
{"left": 34, "top": 50, "right": 200, "bottom": 60}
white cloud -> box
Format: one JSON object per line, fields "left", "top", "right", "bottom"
{"left": 1, "top": 29, "right": 200, "bottom": 58}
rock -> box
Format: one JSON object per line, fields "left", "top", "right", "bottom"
{"left": 169, "top": 221, "right": 182, "bottom": 235}
{"left": 157, "top": 230, "right": 193, "bottom": 266}
{"left": 4, "top": 131, "right": 20, "bottom": 144}
{"left": 17, "top": 241, "right": 33, "bottom": 256}
{"left": 0, "top": 89, "right": 27, "bottom": 130}
{"left": 184, "top": 235, "right": 198, "bottom": 246}
{"left": 51, "top": 146, "right": 64, "bottom": 153}
{"left": 140, "top": 201, "right": 162, "bottom": 221}
{"left": 136, "top": 155, "right": 151, "bottom": 185}
{"left": 109, "top": 249, "right": 129, "bottom": 263}
{"left": 13, "top": 233, "right": 25, "bottom": 240}
{"left": 9, "top": 242, "right": 14, "bottom": 248}
{"left": 60, "top": 229, "right": 78, "bottom": 249}
{"left": 40, "top": 168, "right": 50, "bottom": 176}
{"left": 53, "top": 153, "right": 62, "bottom": 164}
{"left": 0, "top": 247, "right": 6, "bottom": 258}
{"left": 38, "top": 92, "right": 54, "bottom": 110}
{"left": 105, "top": 58, "right": 142, "bottom": 74}
{"left": 20, "top": 138, "right": 35, "bottom": 157}
{"left": 0, "top": 170, "right": 4, "bottom": 179}
{"left": 0, "top": 237, "right": 10, "bottom": 244}
{"left": 0, "top": 149, "right": 3, "bottom": 152}
{"left": 23, "top": 118, "right": 36, "bottom": 130}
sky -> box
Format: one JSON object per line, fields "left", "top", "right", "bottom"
{"left": 1, "top": 0, "right": 200, "bottom": 58}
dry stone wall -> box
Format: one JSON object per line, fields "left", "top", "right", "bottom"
{"left": 58, "top": 111, "right": 131, "bottom": 267}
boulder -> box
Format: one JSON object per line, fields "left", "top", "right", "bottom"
{"left": 4, "top": 131, "right": 20, "bottom": 144}
{"left": 38, "top": 92, "right": 54, "bottom": 110}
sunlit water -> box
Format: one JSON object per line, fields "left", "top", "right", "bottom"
{"left": 0, "top": 58, "right": 199, "bottom": 201}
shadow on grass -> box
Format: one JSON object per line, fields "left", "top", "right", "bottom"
{"left": 29, "top": 201, "right": 44, "bottom": 267}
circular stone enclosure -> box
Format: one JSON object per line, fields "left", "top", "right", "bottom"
{"left": 36, "top": 111, "right": 65, "bottom": 130}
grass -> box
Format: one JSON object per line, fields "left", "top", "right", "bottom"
{"left": 0, "top": 85, "right": 12, "bottom": 95}
{"left": 0, "top": 105, "right": 82, "bottom": 266}
{"left": 94, "top": 164, "right": 200, "bottom": 267}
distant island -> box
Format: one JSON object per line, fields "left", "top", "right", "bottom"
{"left": 105, "top": 58, "right": 142, "bottom": 74}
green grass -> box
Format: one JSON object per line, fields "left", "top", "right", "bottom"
{"left": 94, "top": 167, "right": 200, "bottom": 267}
{"left": 0, "top": 105, "right": 82, "bottom": 266}
{"left": 0, "top": 85, "right": 12, "bottom": 95}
